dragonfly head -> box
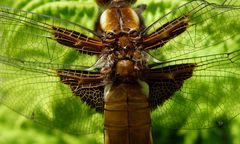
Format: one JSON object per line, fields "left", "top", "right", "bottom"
{"left": 95, "top": 0, "right": 137, "bottom": 7}
{"left": 96, "top": 0, "right": 147, "bottom": 82}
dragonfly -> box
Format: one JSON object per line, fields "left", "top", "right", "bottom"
{"left": 0, "top": 0, "right": 240, "bottom": 143}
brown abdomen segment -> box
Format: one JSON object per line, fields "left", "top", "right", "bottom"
{"left": 104, "top": 83, "right": 153, "bottom": 144}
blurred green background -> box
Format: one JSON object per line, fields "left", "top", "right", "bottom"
{"left": 0, "top": 0, "right": 240, "bottom": 144}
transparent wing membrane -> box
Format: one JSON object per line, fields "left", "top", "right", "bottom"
{"left": 0, "top": 6, "right": 99, "bottom": 66}
{"left": 144, "top": 0, "right": 240, "bottom": 61}
{"left": 0, "top": 0, "right": 240, "bottom": 135}
{"left": 150, "top": 49, "right": 240, "bottom": 129}
{"left": 0, "top": 5, "right": 104, "bottom": 134}
{"left": 148, "top": 0, "right": 240, "bottom": 129}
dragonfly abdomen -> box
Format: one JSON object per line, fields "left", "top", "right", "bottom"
{"left": 104, "top": 83, "right": 152, "bottom": 144}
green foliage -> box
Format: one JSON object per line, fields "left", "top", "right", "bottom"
{"left": 0, "top": 0, "right": 240, "bottom": 144}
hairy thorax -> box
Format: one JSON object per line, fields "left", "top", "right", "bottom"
{"left": 95, "top": 1, "right": 148, "bottom": 83}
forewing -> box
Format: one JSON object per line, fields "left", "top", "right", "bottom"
{"left": 144, "top": 0, "right": 240, "bottom": 61}
{"left": 147, "top": 0, "right": 240, "bottom": 129}
{"left": 0, "top": 6, "right": 104, "bottom": 134}
{"left": 0, "top": 6, "right": 102, "bottom": 67}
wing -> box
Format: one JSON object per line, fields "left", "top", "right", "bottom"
{"left": 0, "top": 6, "right": 103, "bottom": 65}
{"left": 143, "top": 0, "right": 240, "bottom": 61}
{"left": 57, "top": 69, "right": 105, "bottom": 112}
{"left": 146, "top": 64, "right": 196, "bottom": 110}
{"left": 0, "top": 5, "right": 105, "bottom": 134}
{"left": 146, "top": 0, "right": 240, "bottom": 129}
{"left": 148, "top": 50, "right": 240, "bottom": 129}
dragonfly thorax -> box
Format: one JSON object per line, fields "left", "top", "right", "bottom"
{"left": 95, "top": 0, "right": 147, "bottom": 83}
{"left": 99, "top": 21, "right": 146, "bottom": 82}
{"left": 99, "top": 46, "right": 147, "bottom": 83}
{"left": 115, "top": 60, "right": 135, "bottom": 77}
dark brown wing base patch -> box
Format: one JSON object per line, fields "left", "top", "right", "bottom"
{"left": 52, "top": 26, "right": 103, "bottom": 54}
{"left": 143, "top": 15, "right": 189, "bottom": 50}
{"left": 57, "top": 70, "right": 105, "bottom": 112}
{"left": 146, "top": 64, "right": 196, "bottom": 110}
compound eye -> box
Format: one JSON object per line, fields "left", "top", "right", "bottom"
{"left": 129, "top": 29, "right": 140, "bottom": 40}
